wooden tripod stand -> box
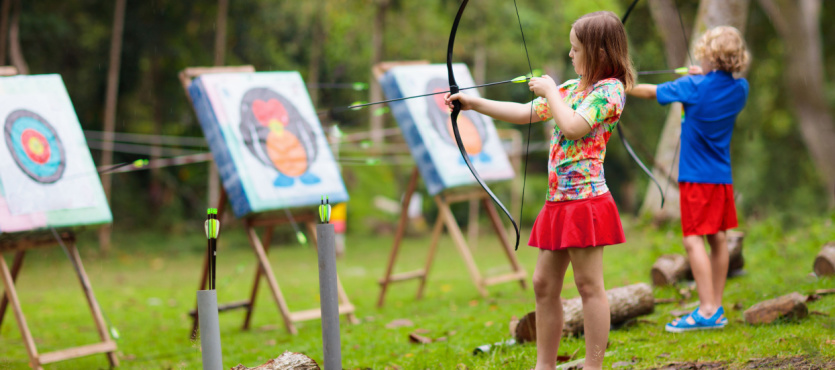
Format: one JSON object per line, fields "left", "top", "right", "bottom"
{"left": 0, "top": 232, "right": 119, "bottom": 369}
{"left": 377, "top": 168, "right": 527, "bottom": 307}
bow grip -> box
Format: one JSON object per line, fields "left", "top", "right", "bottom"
{"left": 449, "top": 84, "right": 461, "bottom": 120}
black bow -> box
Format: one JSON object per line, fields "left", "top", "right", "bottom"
{"left": 446, "top": 0, "right": 521, "bottom": 250}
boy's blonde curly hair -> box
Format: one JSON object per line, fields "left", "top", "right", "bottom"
{"left": 694, "top": 26, "right": 750, "bottom": 73}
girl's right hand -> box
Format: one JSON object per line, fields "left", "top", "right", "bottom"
{"left": 444, "top": 92, "right": 475, "bottom": 111}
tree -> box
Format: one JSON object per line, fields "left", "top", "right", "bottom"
{"left": 757, "top": 0, "right": 835, "bottom": 207}
{"left": 640, "top": 0, "right": 751, "bottom": 219}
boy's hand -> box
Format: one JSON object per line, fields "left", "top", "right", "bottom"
{"left": 445, "top": 92, "right": 475, "bottom": 111}
{"left": 688, "top": 65, "right": 704, "bottom": 75}
{"left": 529, "top": 75, "right": 558, "bottom": 98}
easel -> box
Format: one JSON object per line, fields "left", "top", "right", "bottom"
{"left": 0, "top": 66, "right": 118, "bottom": 368}
{"left": 180, "top": 67, "right": 357, "bottom": 336}
{"left": 0, "top": 232, "right": 119, "bottom": 369}
{"left": 377, "top": 168, "right": 528, "bottom": 307}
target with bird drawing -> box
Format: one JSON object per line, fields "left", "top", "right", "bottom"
{"left": 379, "top": 63, "right": 514, "bottom": 195}
{"left": 4, "top": 109, "right": 66, "bottom": 183}
{"left": 188, "top": 71, "right": 348, "bottom": 217}
{"left": 239, "top": 88, "right": 320, "bottom": 187}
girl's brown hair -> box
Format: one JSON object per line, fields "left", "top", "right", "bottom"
{"left": 572, "top": 11, "right": 635, "bottom": 91}
{"left": 694, "top": 26, "right": 750, "bottom": 73}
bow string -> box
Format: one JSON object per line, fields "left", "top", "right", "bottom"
{"left": 446, "top": 0, "right": 529, "bottom": 250}
{"left": 619, "top": 0, "right": 666, "bottom": 208}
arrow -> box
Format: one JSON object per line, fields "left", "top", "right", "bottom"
{"left": 345, "top": 75, "right": 532, "bottom": 110}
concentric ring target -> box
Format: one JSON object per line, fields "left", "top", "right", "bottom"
{"left": 4, "top": 109, "right": 66, "bottom": 183}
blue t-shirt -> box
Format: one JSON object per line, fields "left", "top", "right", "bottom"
{"left": 656, "top": 71, "right": 748, "bottom": 184}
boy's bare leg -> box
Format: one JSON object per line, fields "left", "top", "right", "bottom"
{"left": 683, "top": 235, "right": 718, "bottom": 316}
{"left": 706, "top": 231, "right": 728, "bottom": 307}
{"left": 568, "top": 246, "right": 608, "bottom": 370}
{"left": 533, "top": 249, "right": 571, "bottom": 370}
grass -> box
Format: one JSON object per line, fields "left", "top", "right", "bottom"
{"left": 0, "top": 213, "right": 834, "bottom": 369}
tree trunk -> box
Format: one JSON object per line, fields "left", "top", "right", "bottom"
{"left": 307, "top": 8, "right": 325, "bottom": 106}
{"left": 813, "top": 242, "right": 835, "bottom": 277}
{"left": 8, "top": 0, "right": 27, "bottom": 74}
{"left": 97, "top": 0, "right": 126, "bottom": 253}
{"left": 0, "top": 0, "right": 10, "bottom": 65}
{"left": 651, "top": 231, "right": 745, "bottom": 286}
{"left": 369, "top": 0, "right": 388, "bottom": 147}
{"left": 758, "top": 0, "right": 835, "bottom": 207}
{"left": 206, "top": 0, "right": 229, "bottom": 210}
{"left": 640, "top": 0, "right": 751, "bottom": 219}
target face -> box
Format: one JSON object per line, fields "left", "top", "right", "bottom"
{"left": 4, "top": 109, "right": 66, "bottom": 183}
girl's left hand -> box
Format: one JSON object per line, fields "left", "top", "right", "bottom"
{"left": 529, "top": 75, "right": 558, "bottom": 98}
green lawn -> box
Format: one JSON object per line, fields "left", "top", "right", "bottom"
{"left": 1, "top": 214, "right": 834, "bottom": 369}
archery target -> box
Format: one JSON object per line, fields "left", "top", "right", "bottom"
{"left": 0, "top": 74, "right": 111, "bottom": 233}
{"left": 188, "top": 71, "right": 348, "bottom": 217}
{"left": 4, "top": 109, "right": 66, "bottom": 183}
{"left": 379, "top": 63, "right": 514, "bottom": 195}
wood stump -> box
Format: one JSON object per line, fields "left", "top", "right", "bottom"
{"left": 743, "top": 292, "right": 808, "bottom": 325}
{"left": 813, "top": 242, "right": 835, "bottom": 277}
{"left": 513, "top": 283, "right": 654, "bottom": 341}
{"left": 651, "top": 231, "right": 745, "bottom": 286}
{"left": 231, "top": 352, "right": 320, "bottom": 370}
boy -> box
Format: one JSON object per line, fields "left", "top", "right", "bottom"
{"left": 628, "top": 26, "right": 749, "bottom": 331}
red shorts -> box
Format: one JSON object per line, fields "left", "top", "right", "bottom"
{"left": 528, "top": 192, "right": 625, "bottom": 250}
{"left": 679, "top": 182, "right": 738, "bottom": 236}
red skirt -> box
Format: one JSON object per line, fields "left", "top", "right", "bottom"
{"left": 679, "top": 182, "right": 738, "bottom": 236}
{"left": 528, "top": 192, "right": 625, "bottom": 250}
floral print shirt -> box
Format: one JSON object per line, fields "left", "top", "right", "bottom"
{"left": 533, "top": 78, "right": 625, "bottom": 202}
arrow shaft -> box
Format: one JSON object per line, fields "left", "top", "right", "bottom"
{"left": 345, "top": 77, "right": 525, "bottom": 110}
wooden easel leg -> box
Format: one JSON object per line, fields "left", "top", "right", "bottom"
{"left": 245, "top": 221, "right": 297, "bottom": 335}
{"left": 435, "top": 195, "right": 488, "bottom": 297}
{"left": 189, "top": 251, "right": 210, "bottom": 338}
{"left": 467, "top": 198, "right": 479, "bottom": 249}
{"left": 0, "top": 254, "right": 42, "bottom": 369}
{"left": 482, "top": 197, "right": 528, "bottom": 289}
{"left": 0, "top": 250, "right": 25, "bottom": 330}
{"left": 377, "top": 167, "right": 420, "bottom": 308}
{"left": 66, "top": 242, "right": 119, "bottom": 367}
{"left": 242, "top": 226, "right": 273, "bottom": 330}
{"left": 307, "top": 223, "right": 358, "bottom": 324}
{"left": 416, "top": 213, "right": 445, "bottom": 300}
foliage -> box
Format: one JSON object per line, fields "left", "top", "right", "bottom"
{"left": 12, "top": 0, "right": 835, "bottom": 231}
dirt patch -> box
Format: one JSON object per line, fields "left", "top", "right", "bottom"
{"left": 650, "top": 356, "right": 835, "bottom": 370}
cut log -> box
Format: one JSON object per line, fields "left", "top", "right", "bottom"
{"left": 231, "top": 351, "right": 320, "bottom": 370}
{"left": 813, "top": 242, "right": 835, "bottom": 276}
{"left": 563, "top": 283, "right": 654, "bottom": 335}
{"left": 514, "top": 311, "right": 536, "bottom": 344}
{"left": 650, "top": 231, "right": 745, "bottom": 286}
{"left": 650, "top": 254, "right": 689, "bottom": 287}
{"left": 513, "top": 283, "right": 654, "bottom": 341}
{"left": 743, "top": 292, "right": 808, "bottom": 325}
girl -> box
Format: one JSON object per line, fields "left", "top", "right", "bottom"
{"left": 628, "top": 26, "right": 749, "bottom": 332}
{"left": 446, "top": 11, "right": 632, "bottom": 370}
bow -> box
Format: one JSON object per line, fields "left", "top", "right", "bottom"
{"left": 619, "top": 0, "right": 666, "bottom": 208}
{"left": 446, "top": 0, "right": 523, "bottom": 250}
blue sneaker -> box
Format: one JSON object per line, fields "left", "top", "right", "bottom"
{"left": 665, "top": 307, "right": 726, "bottom": 332}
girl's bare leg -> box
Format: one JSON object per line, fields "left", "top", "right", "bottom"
{"left": 568, "top": 246, "right": 608, "bottom": 370}
{"left": 533, "top": 249, "right": 571, "bottom": 370}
